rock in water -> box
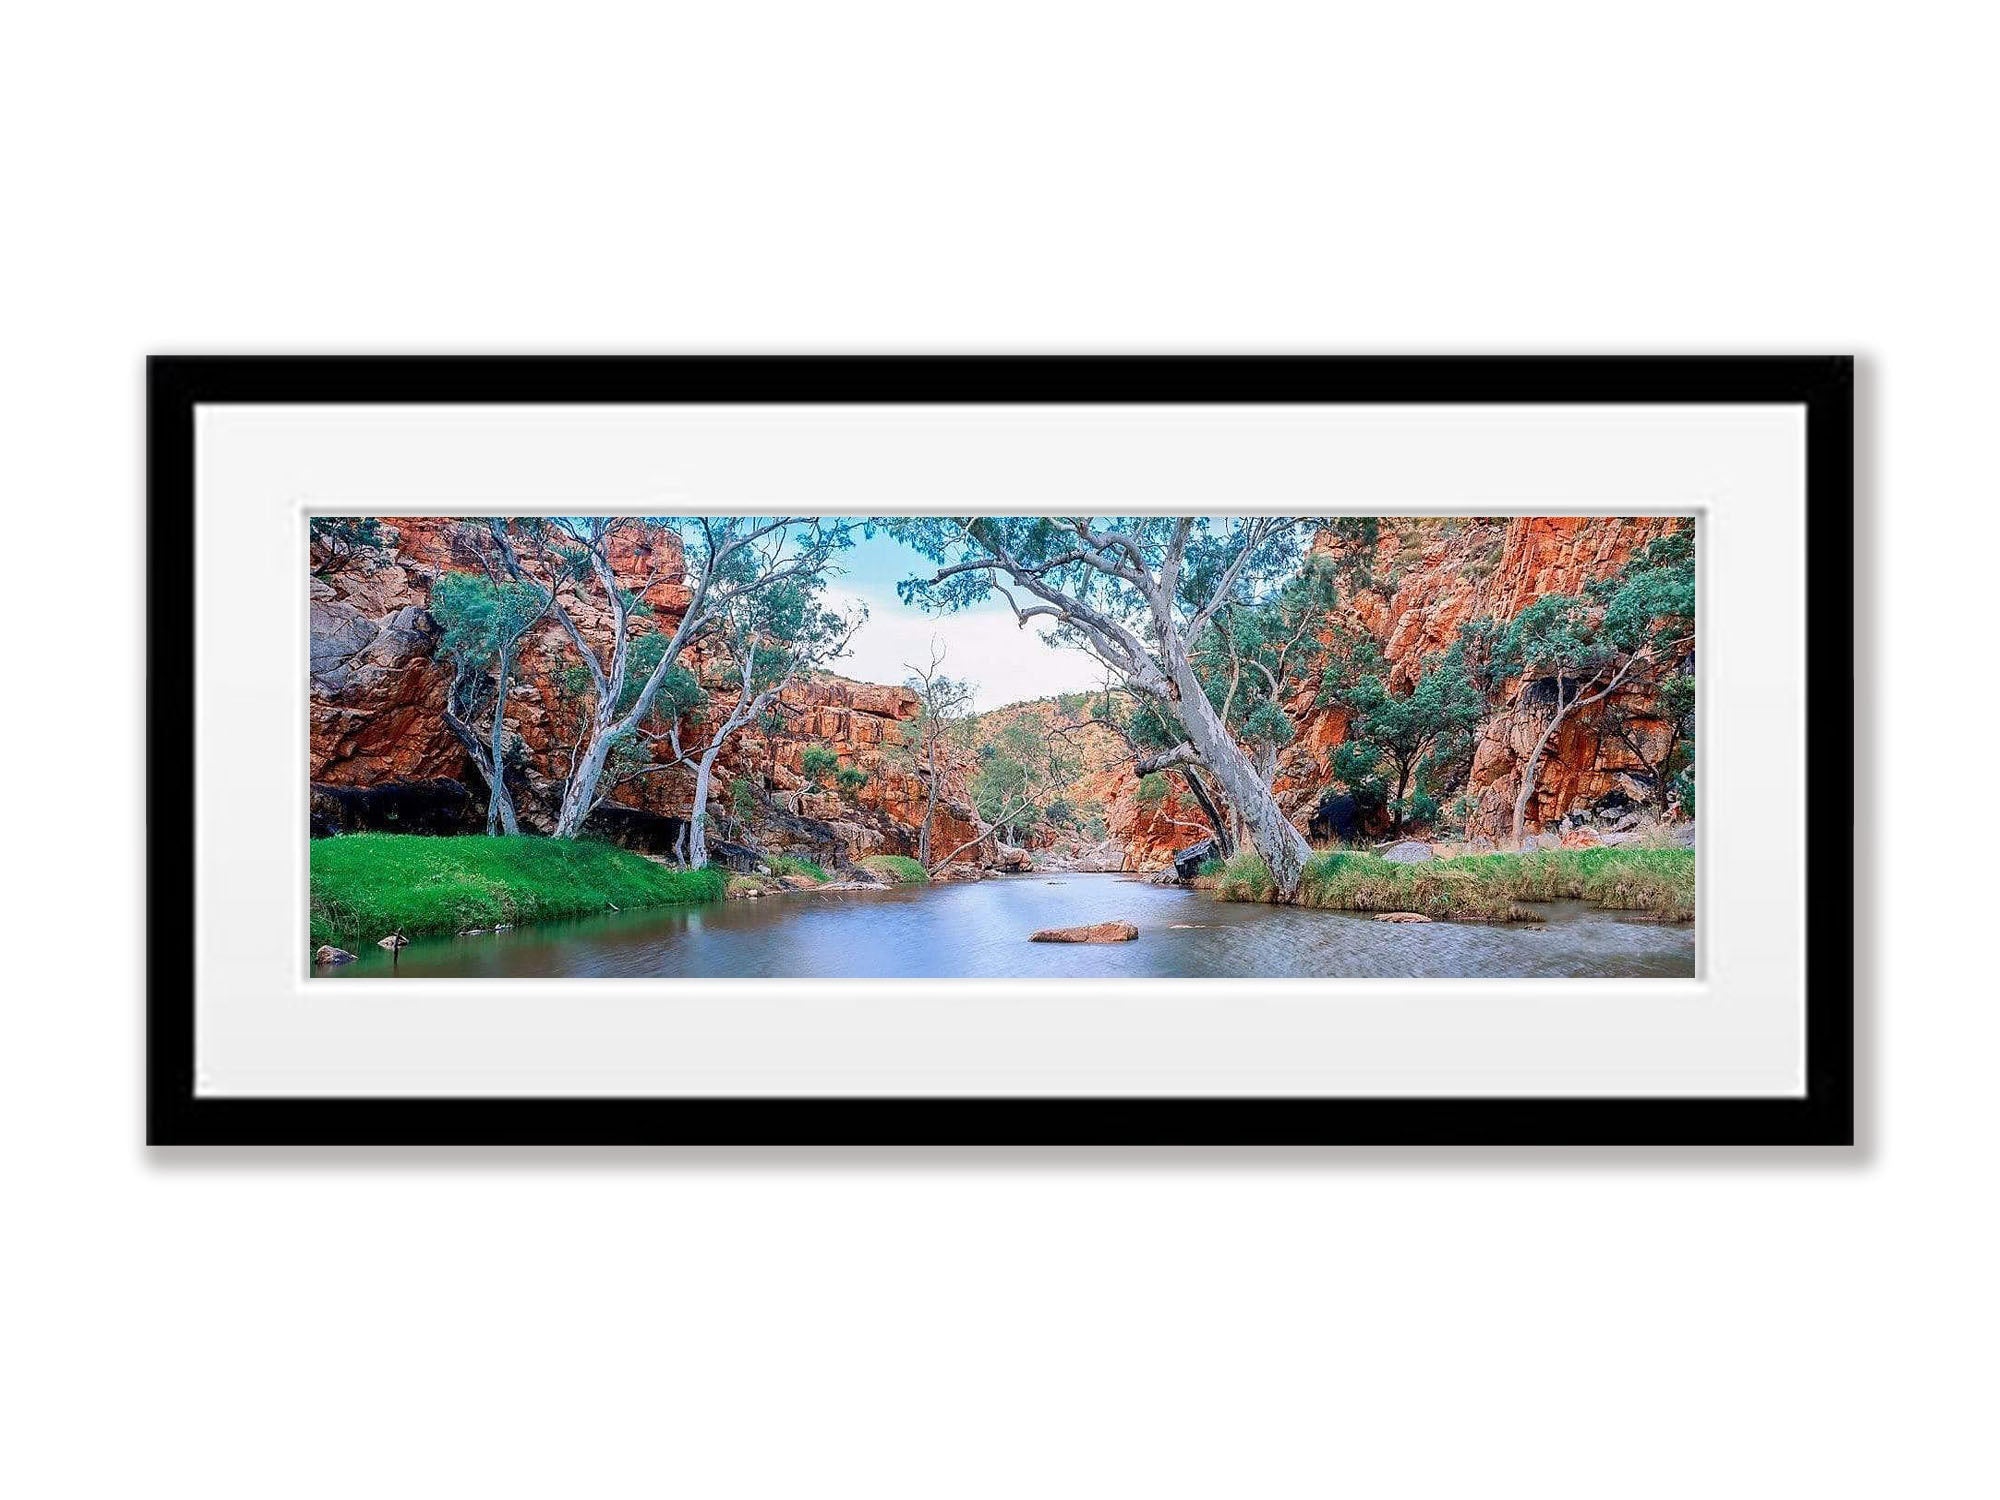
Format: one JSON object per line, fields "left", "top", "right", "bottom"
{"left": 376, "top": 933, "right": 408, "bottom": 950}
{"left": 1374, "top": 912, "right": 1432, "bottom": 923}
{"left": 1030, "top": 922, "right": 1139, "bottom": 944}
{"left": 314, "top": 945, "right": 357, "bottom": 965}
{"left": 1381, "top": 841, "right": 1435, "bottom": 864}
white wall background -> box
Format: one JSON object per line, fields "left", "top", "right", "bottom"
{"left": 0, "top": 3, "right": 1986, "bottom": 1495}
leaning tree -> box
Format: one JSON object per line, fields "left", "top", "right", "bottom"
{"left": 1497, "top": 527, "right": 1696, "bottom": 845}
{"left": 893, "top": 516, "right": 1320, "bottom": 899}
{"left": 608, "top": 582, "right": 861, "bottom": 867}
{"left": 488, "top": 516, "right": 853, "bottom": 839}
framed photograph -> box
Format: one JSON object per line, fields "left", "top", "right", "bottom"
{"left": 148, "top": 356, "right": 1852, "bottom": 1145}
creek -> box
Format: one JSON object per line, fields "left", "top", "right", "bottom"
{"left": 320, "top": 872, "right": 1694, "bottom": 979}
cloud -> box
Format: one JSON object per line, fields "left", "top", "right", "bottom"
{"left": 824, "top": 589, "right": 1104, "bottom": 712}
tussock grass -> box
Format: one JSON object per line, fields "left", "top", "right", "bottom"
{"left": 859, "top": 854, "right": 930, "bottom": 884}
{"left": 1212, "top": 846, "right": 1695, "bottom": 923}
{"left": 767, "top": 854, "right": 829, "bottom": 882}
{"left": 309, "top": 834, "right": 725, "bottom": 949}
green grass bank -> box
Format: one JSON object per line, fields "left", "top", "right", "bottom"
{"left": 766, "top": 854, "right": 830, "bottom": 882}
{"left": 309, "top": 834, "right": 726, "bottom": 949}
{"left": 1208, "top": 846, "right": 1695, "bottom": 923}
{"left": 859, "top": 854, "right": 929, "bottom": 884}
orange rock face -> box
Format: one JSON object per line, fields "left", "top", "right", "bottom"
{"left": 1272, "top": 516, "right": 1690, "bottom": 840}
{"left": 310, "top": 514, "right": 1688, "bottom": 870}
{"left": 309, "top": 519, "right": 983, "bottom": 864}
{"left": 979, "top": 516, "right": 1692, "bottom": 865}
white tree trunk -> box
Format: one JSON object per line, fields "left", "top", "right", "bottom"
{"left": 1511, "top": 709, "right": 1566, "bottom": 847}
{"left": 553, "top": 705, "right": 619, "bottom": 839}
{"left": 486, "top": 643, "right": 521, "bottom": 835}
{"left": 1166, "top": 646, "right": 1311, "bottom": 899}
{"left": 918, "top": 747, "right": 940, "bottom": 868}
{"left": 688, "top": 745, "right": 721, "bottom": 869}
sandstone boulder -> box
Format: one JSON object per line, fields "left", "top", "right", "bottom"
{"left": 1381, "top": 841, "right": 1434, "bottom": 864}
{"left": 1030, "top": 922, "right": 1139, "bottom": 944}
{"left": 992, "top": 843, "right": 1033, "bottom": 873}
{"left": 313, "top": 945, "right": 357, "bottom": 966}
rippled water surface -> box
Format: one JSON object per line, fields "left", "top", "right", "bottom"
{"left": 323, "top": 873, "right": 1695, "bottom": 979}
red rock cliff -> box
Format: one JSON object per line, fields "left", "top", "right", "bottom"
{"left": 309, "top": 518, "right": 989, "bottom": 866}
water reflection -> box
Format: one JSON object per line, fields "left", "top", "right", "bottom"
{"left": 321, "top": 873, "right": 1695, "bottom": 980}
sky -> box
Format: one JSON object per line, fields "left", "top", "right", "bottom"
{"left": 819, "top": 531, "right": 1104, "bottom": 711}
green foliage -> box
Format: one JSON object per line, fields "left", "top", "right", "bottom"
{"left": 970, "top": 719, "right": 1075, "bottom": 833}
{"left": 308, "top": 835, "right": 725, "bottom": 950}
{"left": 860, "top": 854, "right": 929, "bottom": 884}
{"left": 616, "top": 633, "right": 704, "bottom": 721}
{"left": 800, "top": 746, "right": 840, "bottom": 786}
{"left": 309, "top": 517, "right": 382, "bottom": 550}
{"left": 1327, "top": 636, "right": 1487, "bottom": 832}
{"left": 767, "top": 854, "right": 829, "bottom": 882}
{"left": 834, "top": 765, "right": 869, "bottom": 794}
{"left": 1241, "top": 699, "right": 1295, "bottom": 749}
{"left": 730, "top": 777, "right": 756, "bottom": 819}
{"left": 890, "top": 516, "right": 1312, "bottom": 629}
{"left": 1497, "top": 525, "right": 1696, "bottom": 696}
{"left": 1672, "top": 766, "right": 1696, "bottom": 817}
{"left": 429, "top": 572, "right": 545, "bottom": 671}
{"left": 1327, "top": 741, "right": 1389, "bottom": 817}
{"left": 1135, "top": 773, "right": 1169, "bottom": 805}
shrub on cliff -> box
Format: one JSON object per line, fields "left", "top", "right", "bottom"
{"left": 801, "top": 746, "right": 840, "bottom": 787}
{"left": 308, "top": 834, "right": 724, "bottom": 950}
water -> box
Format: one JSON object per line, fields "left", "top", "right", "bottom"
{"left": 320, "top": 873, "right": 1695, "bottom": 979}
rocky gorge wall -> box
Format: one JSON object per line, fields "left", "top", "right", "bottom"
{"left": 1280, "top": 515, "right": 1689, "bottom": 842}
{"left": 309, "top": 519, "right": 991, "bottom": 869}
{"left": 309, "top": 515, "right": 1688, "bottom": 877}
{"left": 990, "top": 516, "right": 1692, "bottom": 869}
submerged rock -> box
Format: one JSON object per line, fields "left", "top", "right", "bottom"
{"left": 1374, "top": 912, "right": 1433, "bottom": 923}
{"left": 376, "top": 933, "right": 408, "bottom": 951}
{"left": 314, "top": 945, "right": 357, "bottom": 966}
{"left": 1030, "top": 921, "right": 1139, "bottom": 944}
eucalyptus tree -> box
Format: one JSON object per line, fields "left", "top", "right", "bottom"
{"left": 428, "top": 569, "right": 551, "bottom": 834}
{"left": 1333, "top": 640, "right": 1485, "bottom": 835}
{"left": 1099, "top": 692, "right": 1234, "bottom": 854}
{"left": 611, "top": 582, "right": 862, "bottom": 867}
{"left": 424, "top": 522, "right": 568, "bottom": 834}
{"left": 1497, "top": 528, "right": 1696, "bottom": 845}
{"left": 488, "top": 516, "right": 855, "bottom": 839}
{"left": 894, "top": 516, "right": 1320, "bottom": 897}
{"left": 929, "top": 717, "right": 1078, "bottom": 873}
{"left": 1601, "top": 665, "right": 1695, "bottom": 819}
{"left": 902, "top": 639, "right": 977, "bottom": 868}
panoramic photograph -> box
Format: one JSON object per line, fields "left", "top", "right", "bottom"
{"left": 307, "top": 514, "right": 1696, "bottom": 979}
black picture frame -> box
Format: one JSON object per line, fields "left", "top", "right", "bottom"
{"left": 147, "top": 355, "right": 1853, "bottom": 1146}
